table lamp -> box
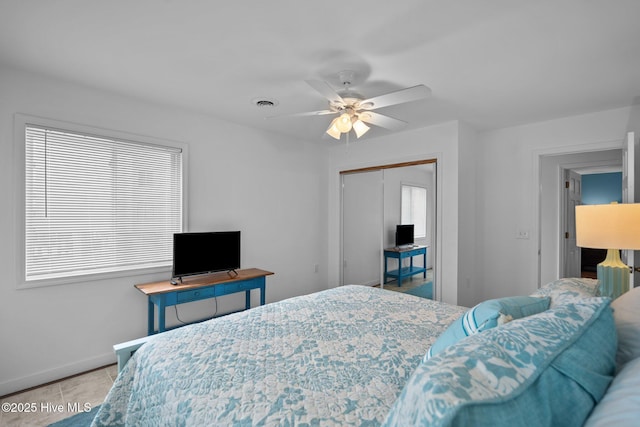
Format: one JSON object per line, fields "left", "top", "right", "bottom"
{"left": 575, "top": 203, "right": 640, "bottom": 298}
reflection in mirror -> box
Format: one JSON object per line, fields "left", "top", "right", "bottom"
{"left": 341, "top": 162, "right": 436, "bottom": 299}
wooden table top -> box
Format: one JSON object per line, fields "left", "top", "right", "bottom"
{"left": 384, "top": 244, "right": 429, "bottom": 253}
{"left": 134, "top": 268, "right": 274, "bottom": 295}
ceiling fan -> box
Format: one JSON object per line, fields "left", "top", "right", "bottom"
{"left": 277, "top": 70, "right": 431, "bottom": 140}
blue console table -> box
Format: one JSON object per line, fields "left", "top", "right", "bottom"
{"left": 383, "top": 245, "right": 428, "bottom": 286}
{"left": 135, "top": 268, "right": 273, "bottom": 335}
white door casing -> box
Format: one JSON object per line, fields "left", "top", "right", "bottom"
{"left": 563, "top": 169, "right": 582, "bottom": 278}
{"left": 622, "top": 131, "right": 639, "bottom": 288}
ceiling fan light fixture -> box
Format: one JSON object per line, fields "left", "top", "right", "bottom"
{"left": 326, "top": 118, "right": 342, "bottom": 140}
{"left": 352, "top": 119, "right": 370, "bottom": 138}
{"left": 335, "top": 112, "right": 353, "bottom": 133}
{"left": 290, "top": 75, "right": 431, "bottom": 142}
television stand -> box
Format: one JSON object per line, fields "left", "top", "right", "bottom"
{"left": 135, "top": 268, "right": 274, "bottom": 335}
{"left": 383, "top": 245, "right": 428, "bottom": 286}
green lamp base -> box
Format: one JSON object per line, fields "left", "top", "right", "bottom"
{"left": 597, "top": 249, "right": 630, "bottom": 299}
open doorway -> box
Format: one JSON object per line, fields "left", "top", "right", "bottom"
{"left": 561, "top": 166, "right": 623, "bottom": 279}
{"left": 539, "top": 149, "right": 622, "bottom": 285}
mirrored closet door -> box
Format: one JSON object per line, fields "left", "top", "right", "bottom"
{"left": 342, "top": 169, "right": 383, "bottom": 286}
{"left": 341, "top": 161, "right": 436, "bottom": 298}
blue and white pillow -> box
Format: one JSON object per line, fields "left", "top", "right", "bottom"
{"left": 384, "top": 298, "right": 616, "bottom": 427}
{"left": 425, "top": 295, "right": 550, "bottom": 359}
{"left": 531, "top": 277, "right": 599, "bottom": 306}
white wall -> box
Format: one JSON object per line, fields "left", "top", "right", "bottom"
{"left": 457, "top": 122, "right": 479, "bottom": 307}
{"left": 0, "top": 65, "right": 328, "bottom": 395}
{"left": 476, "top": 106, "right": 640, "bottom": 302}
{"left": 327, "top": 122, "right": 461, "bottom": 305}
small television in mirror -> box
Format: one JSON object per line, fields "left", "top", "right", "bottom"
{"left": 395, "top": 224, "right": 414, "bottom": 248}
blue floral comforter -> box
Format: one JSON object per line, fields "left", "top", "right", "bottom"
{"left": 92, "top": 285, "right": 465, "bottom": 426}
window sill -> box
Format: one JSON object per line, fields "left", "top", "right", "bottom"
{"left": 17, "top": 265, "right": 171, "bottom": 290}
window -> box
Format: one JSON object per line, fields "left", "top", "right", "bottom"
{"left": 401, "top": 184, "right": 427, "bottom": 239}
{"left": 21, "top": 118, "right": 183, "bottom": 284}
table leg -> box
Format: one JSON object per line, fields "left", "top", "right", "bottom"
{"left": 384, "top": 255, "right": 388, "bottom": 284}
{"left": 260, "top": 280, "right": 266, "bottom": 305}
{"left": 245, "top": 290, "right": 251, "bottom": 310}
{"left": 423, "top": 249, "right": 427, "bottom": 279}
{"left": 147, "top": 300, "right": 154, "bottom": 336}
{"left": 158, "top": 297, "right": 166, "bottom": 333}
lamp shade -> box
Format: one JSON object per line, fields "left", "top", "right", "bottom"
{"left": 325, "top": 118, "right": 341, "bottom": 140}
{"left": 352, "top": 119, "right": 370, "bottom": 138}
{"left": 575, "top": 203, "right": 640, "bottom": 250}
{"left": 335, "top": 113, "right": 353, "bottom": 133}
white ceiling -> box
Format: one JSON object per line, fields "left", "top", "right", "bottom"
{"left": 1, "top": 0, "right": 639, "bottom": 143}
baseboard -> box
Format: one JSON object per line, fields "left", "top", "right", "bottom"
{"left": 360, "top": 280, "right": 380, "bottom": 287}
{"left": 0, "top": 352, "right": 115, "bottom": 397}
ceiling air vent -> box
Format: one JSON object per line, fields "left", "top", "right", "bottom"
{"left": 252, "top": 97, "right": 279, "bottom": 108}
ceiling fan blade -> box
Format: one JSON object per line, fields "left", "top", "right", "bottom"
{"left": 358, "top": 111, "right": 407, "bottom": 131}
{"left": 267, "top": 109, "right": 337, "bottom": 119}
{"left": 358, "top": 84, "right": 431, "bottom": 110}
{"left": 305, "top": 79, "right": 345, "bottom": 105}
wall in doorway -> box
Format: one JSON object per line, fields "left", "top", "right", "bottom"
{"left": 582, "top": 172, "right": 622, "bottom": 205}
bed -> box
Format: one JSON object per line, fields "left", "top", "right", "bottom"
{"left": 92, "top": 285, "right": 466, "bottom": 426}
{"left": 93, "top": 280, "right": 640, "bottom": 426}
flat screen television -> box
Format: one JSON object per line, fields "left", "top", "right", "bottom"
{"left": 172, "top": 231, "right": 240, "bottom": 280}
{"left": 395, "top": 224, "right": 415, "bottom": 247}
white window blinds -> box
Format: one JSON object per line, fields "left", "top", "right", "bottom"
{"left": 401, "top": 184, "right": 427, "bottom": 239}
{"left": 24, "top": 125, "right": 183, "bottom": 281}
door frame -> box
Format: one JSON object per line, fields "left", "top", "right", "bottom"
{"left": 535, "top": 140, "right": 624, "bottom": 288}
{"left": 622, "top": 132, "right": 640, "bottom": 288}
{"left": 559, "top": 161, "right": 622, "bottom": 278}
{"left": 560, "top": 168, "right": 582, "bottom": 278}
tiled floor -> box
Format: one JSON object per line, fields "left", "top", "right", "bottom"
{"left": 0, "top": 364, "right": 116, "bottom": 427}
